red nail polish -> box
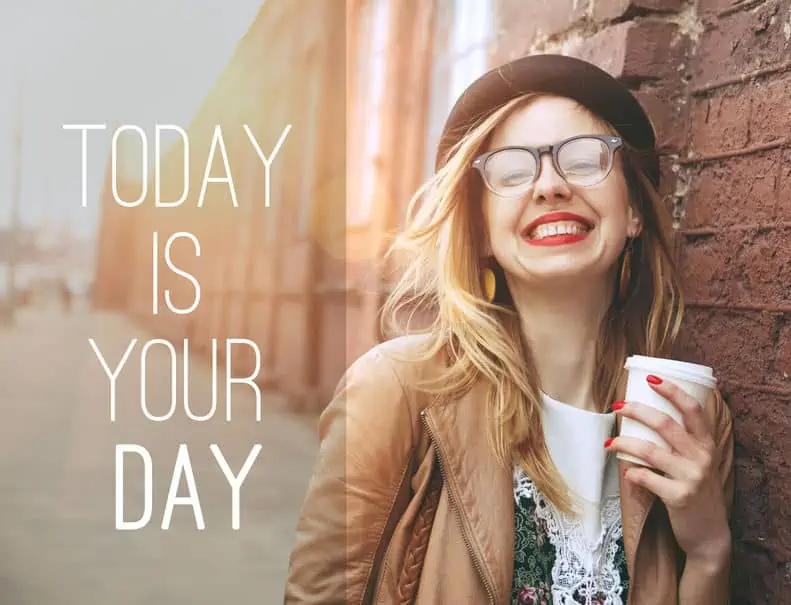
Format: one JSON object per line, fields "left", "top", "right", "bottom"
{"left": 604, "top": 437, "right": 614, "bottom": 448}
{"left": 646, "top": 374, "right": 662, "bottom": 385}
{"left": 612, "top": 400, "right": 625, "bottom": 411}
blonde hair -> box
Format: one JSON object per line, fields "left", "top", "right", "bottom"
{"left": 380, "top": 94, "right": 683, "bottom": 514}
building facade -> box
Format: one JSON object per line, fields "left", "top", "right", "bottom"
{"left": 93, "top": 1, "right": 791, "bottom": 601}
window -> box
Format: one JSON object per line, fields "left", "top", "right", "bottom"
{"left": 423, "top": 0, "right": 494, "bottom": 178}
{"left": 348, "top": 0, "right": 391, "bottom": 227}
{"left": 265, "top": 101, "right": 289, "bottom": 242}
{"left": 298, "top": 57, "right": 324, "bottom": 236}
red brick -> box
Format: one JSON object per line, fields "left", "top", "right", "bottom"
{"left": 750, "top": 73, "right": 791, "bottom": 145}
{"left": 657, "top": 156, "right": 678, "bottom": 202}
{"left": 766, "top": 465, "right": 791, "bottom": 561}
{"left": 731, "top": 544, "right": 779, "bottom": 605}
{"left": 684, "top": 151, "right": 782, "bottom": 228}
{"left": 492, "top": 0, "right": 589, "bottom": 62}
{"left": 593, "top": 0, "right": 682, "bottom": 21}
{"left": 280, "top": 241, "right": 312, "bottom": 293}
{"left": 689, "top": 92, "right": 750, "bottom": 156}
{"left": 679, "top": 229, "right": 791, "bottom": 306}
{"left": 693, "top": 2, "right": 790, "bottom": 85}
{"left": 633, "top": 87, "right": 688, "bottom": 151}
{"left": 731, "top": 458, "right": 770, "bottom": 549}
{"left": 320, "top": 248, "right": 350, "bottom": 287}
{"left": 698, "top": 0, "right": 731, "bottom": 12}
{"left": 729, "top": 387, "right": 791, "bottom": 468}
{"left": 572, "top": 20, "right": 683, "bottom": 82}
{"left": 781, "top": 148, "right": 791, "bottom": 221}
{"left": 779, "top": 565, "right": 791, "bottom": 605}
{"left": 319, "top": 299, "right": 349, "bottom": 404}
{"left": 778, "top": 322, "right": 791, "bottom": 381}
{"left": 675, "top": 309, "right": 776, "bottom": 385}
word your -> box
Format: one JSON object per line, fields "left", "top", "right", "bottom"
{"left": 90, "top": 337, "right": 262, "bottom": 423}
{"left": 62, "top": 123, "right": 291, "bottom": 209}
{"left": 116, "top": 444, "right": 262, "bottom": 530}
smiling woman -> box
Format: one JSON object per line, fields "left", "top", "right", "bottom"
{"left": 478, "top": 107, "right": 638, "bottom": 292}
{"left": 285, "top": 54, "right": 734, "bottom": 605}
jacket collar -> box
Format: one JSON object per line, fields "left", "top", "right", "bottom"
{"left": 422, "top": 377, "right": 656, "bottom": 605}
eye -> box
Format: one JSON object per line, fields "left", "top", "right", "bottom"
{"left": 563, "top": 160, "right": 600, "bottom": 175}
{"left": 499, "top": 170, "right": 534, "bottom": 186}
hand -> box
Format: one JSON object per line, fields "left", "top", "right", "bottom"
{"left": 606, "top": 375, "right": 731, "bottom": 565}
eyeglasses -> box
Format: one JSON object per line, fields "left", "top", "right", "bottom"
{"left": 471, "top": 134, "right": 623, "bottom": 197}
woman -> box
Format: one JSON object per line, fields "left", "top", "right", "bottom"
{"left": 285, "top": 54, "right": 734, "bottom": 605}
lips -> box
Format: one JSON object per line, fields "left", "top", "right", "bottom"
{"left": 522, "top": 211, "right": 594, "bottom": 241}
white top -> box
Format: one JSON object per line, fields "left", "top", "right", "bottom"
{"left": 540, "top": 390, "right": 620, "bottom": 543}
{"left": 513, "top": 391, "right": 625, "bottom": 605}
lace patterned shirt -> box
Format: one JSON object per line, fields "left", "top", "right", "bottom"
{"left": 511, "top": 392, "right": 629, "bottom": 605}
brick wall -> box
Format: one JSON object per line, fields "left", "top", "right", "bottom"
{"left": 681, "top": 2, "right": 791, "bottom": 602}
{"left": 486, "top": 0, "right": 791, "bottom": 601}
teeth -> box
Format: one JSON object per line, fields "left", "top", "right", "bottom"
{"left": 530, "top": 221, "right": 588, "bottom": 240}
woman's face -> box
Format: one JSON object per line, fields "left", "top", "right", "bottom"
{"left": 480, "top": 96, "right": 641, "bottom": 290}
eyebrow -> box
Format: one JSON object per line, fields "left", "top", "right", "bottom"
{"left": 490, "top": 132, "right": 610, "bottom": 149}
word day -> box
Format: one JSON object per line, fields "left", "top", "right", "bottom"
{"left": 89, "top": 337, "right": 263, "bottom": 423}
{"left": 63, "top": 122, "right": 291, "bottom": 209}
{"left": 115, "top": 444, "right": 262, "bottom": 530}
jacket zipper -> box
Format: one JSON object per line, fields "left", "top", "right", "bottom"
{"left": 625, "top": 504, "right": 652, "bottom": 605}
{"left": 420, "top": 409, "right": 497, "bottom": 605}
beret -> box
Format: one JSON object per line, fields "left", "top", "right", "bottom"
{"left": 435, "top": 54, "right": 660, "bottom": 188}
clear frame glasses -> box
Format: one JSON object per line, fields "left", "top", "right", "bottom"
{"left": 471, "top": 134, "right": 624, "bottom": 197}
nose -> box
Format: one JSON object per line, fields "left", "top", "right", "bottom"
{"left": 532, "top": 153, "right": 572, "bottom": 203}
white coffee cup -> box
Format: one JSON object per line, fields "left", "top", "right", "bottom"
{"left": 618, "top": 355, "right": 717, "bottom": 467}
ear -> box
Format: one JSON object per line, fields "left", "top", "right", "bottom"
{"left": 626, "top": 204, "right": 642, "bottom": 239}
{"left": 479, "top": 221, "right": 493, "bottom": 257}
{"left": 481, "top": 239, "right": 493, "bottom": 257}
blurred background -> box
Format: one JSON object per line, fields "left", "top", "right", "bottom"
{"left": 0, "top": 0, "right": 789, "bottom": 603}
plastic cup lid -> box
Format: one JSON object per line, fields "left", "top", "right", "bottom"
{"left": 624, "top": 355, "right": 717, "bottom": 388}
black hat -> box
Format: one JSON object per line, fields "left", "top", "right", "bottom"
{"left": 435, "top": 54, "right": 660, "bottom": 188}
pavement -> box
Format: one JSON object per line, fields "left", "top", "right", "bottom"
{"left": 0, "top": 304, "right": 320, "bottom": 605}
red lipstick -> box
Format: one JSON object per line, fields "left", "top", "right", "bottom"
{"left": 523, "top": 211, "right": 593, "bottom": 247}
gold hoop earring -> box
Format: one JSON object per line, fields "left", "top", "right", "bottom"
{"left": 617, "top": 239, "right": 634, "bottom": 304}
{"left": 482, "top": 267, "right": 496, "bottom": 302}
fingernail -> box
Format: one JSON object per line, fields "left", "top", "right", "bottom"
{"left": 604, "top": 437, "right": 614, "bottom": 448}
{"left": 612, "top": 400, "right": 625, "bottom": 411}
{"left": 646, "top": 374, "right": 662, "bottom": 385}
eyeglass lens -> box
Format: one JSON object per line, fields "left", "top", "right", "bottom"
{"left": 483, "top": 137, "right": 612, "bottom": 195}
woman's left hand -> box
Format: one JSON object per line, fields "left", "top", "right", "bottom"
{"left": 607, "top": 375, "right": 731, "bottom": 566}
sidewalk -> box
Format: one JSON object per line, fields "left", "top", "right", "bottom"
{"left": 0, "top": 306, "right": 319, "bottom": 605}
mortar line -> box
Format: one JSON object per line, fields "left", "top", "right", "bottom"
{"left": 691, "top": 60, "right": 791, "bottom": 96}
{"left": 718, "top": 379, "right": 791, "bottom": 397}
{"left": 680, "top": 138, "right": 791, "bottom": 165}
{"left": 717, "top": 0, "right": 775, "bottom": 18}
{"left": 681, "top": 222, "right": 791, "bottom": 236}
{"left": 686, "top": 300, "right": 791, "bottom": 314}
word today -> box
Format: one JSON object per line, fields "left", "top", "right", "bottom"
{"left": 63, "top": 123, "right": 291, "bottom": 209}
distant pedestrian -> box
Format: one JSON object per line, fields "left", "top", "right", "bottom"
{"left": 60, "top": 280, "right": 72, "bottom": 312}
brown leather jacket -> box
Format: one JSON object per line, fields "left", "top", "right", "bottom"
{"left": 284, "top": 335, "right": 734, "bottom": 605}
